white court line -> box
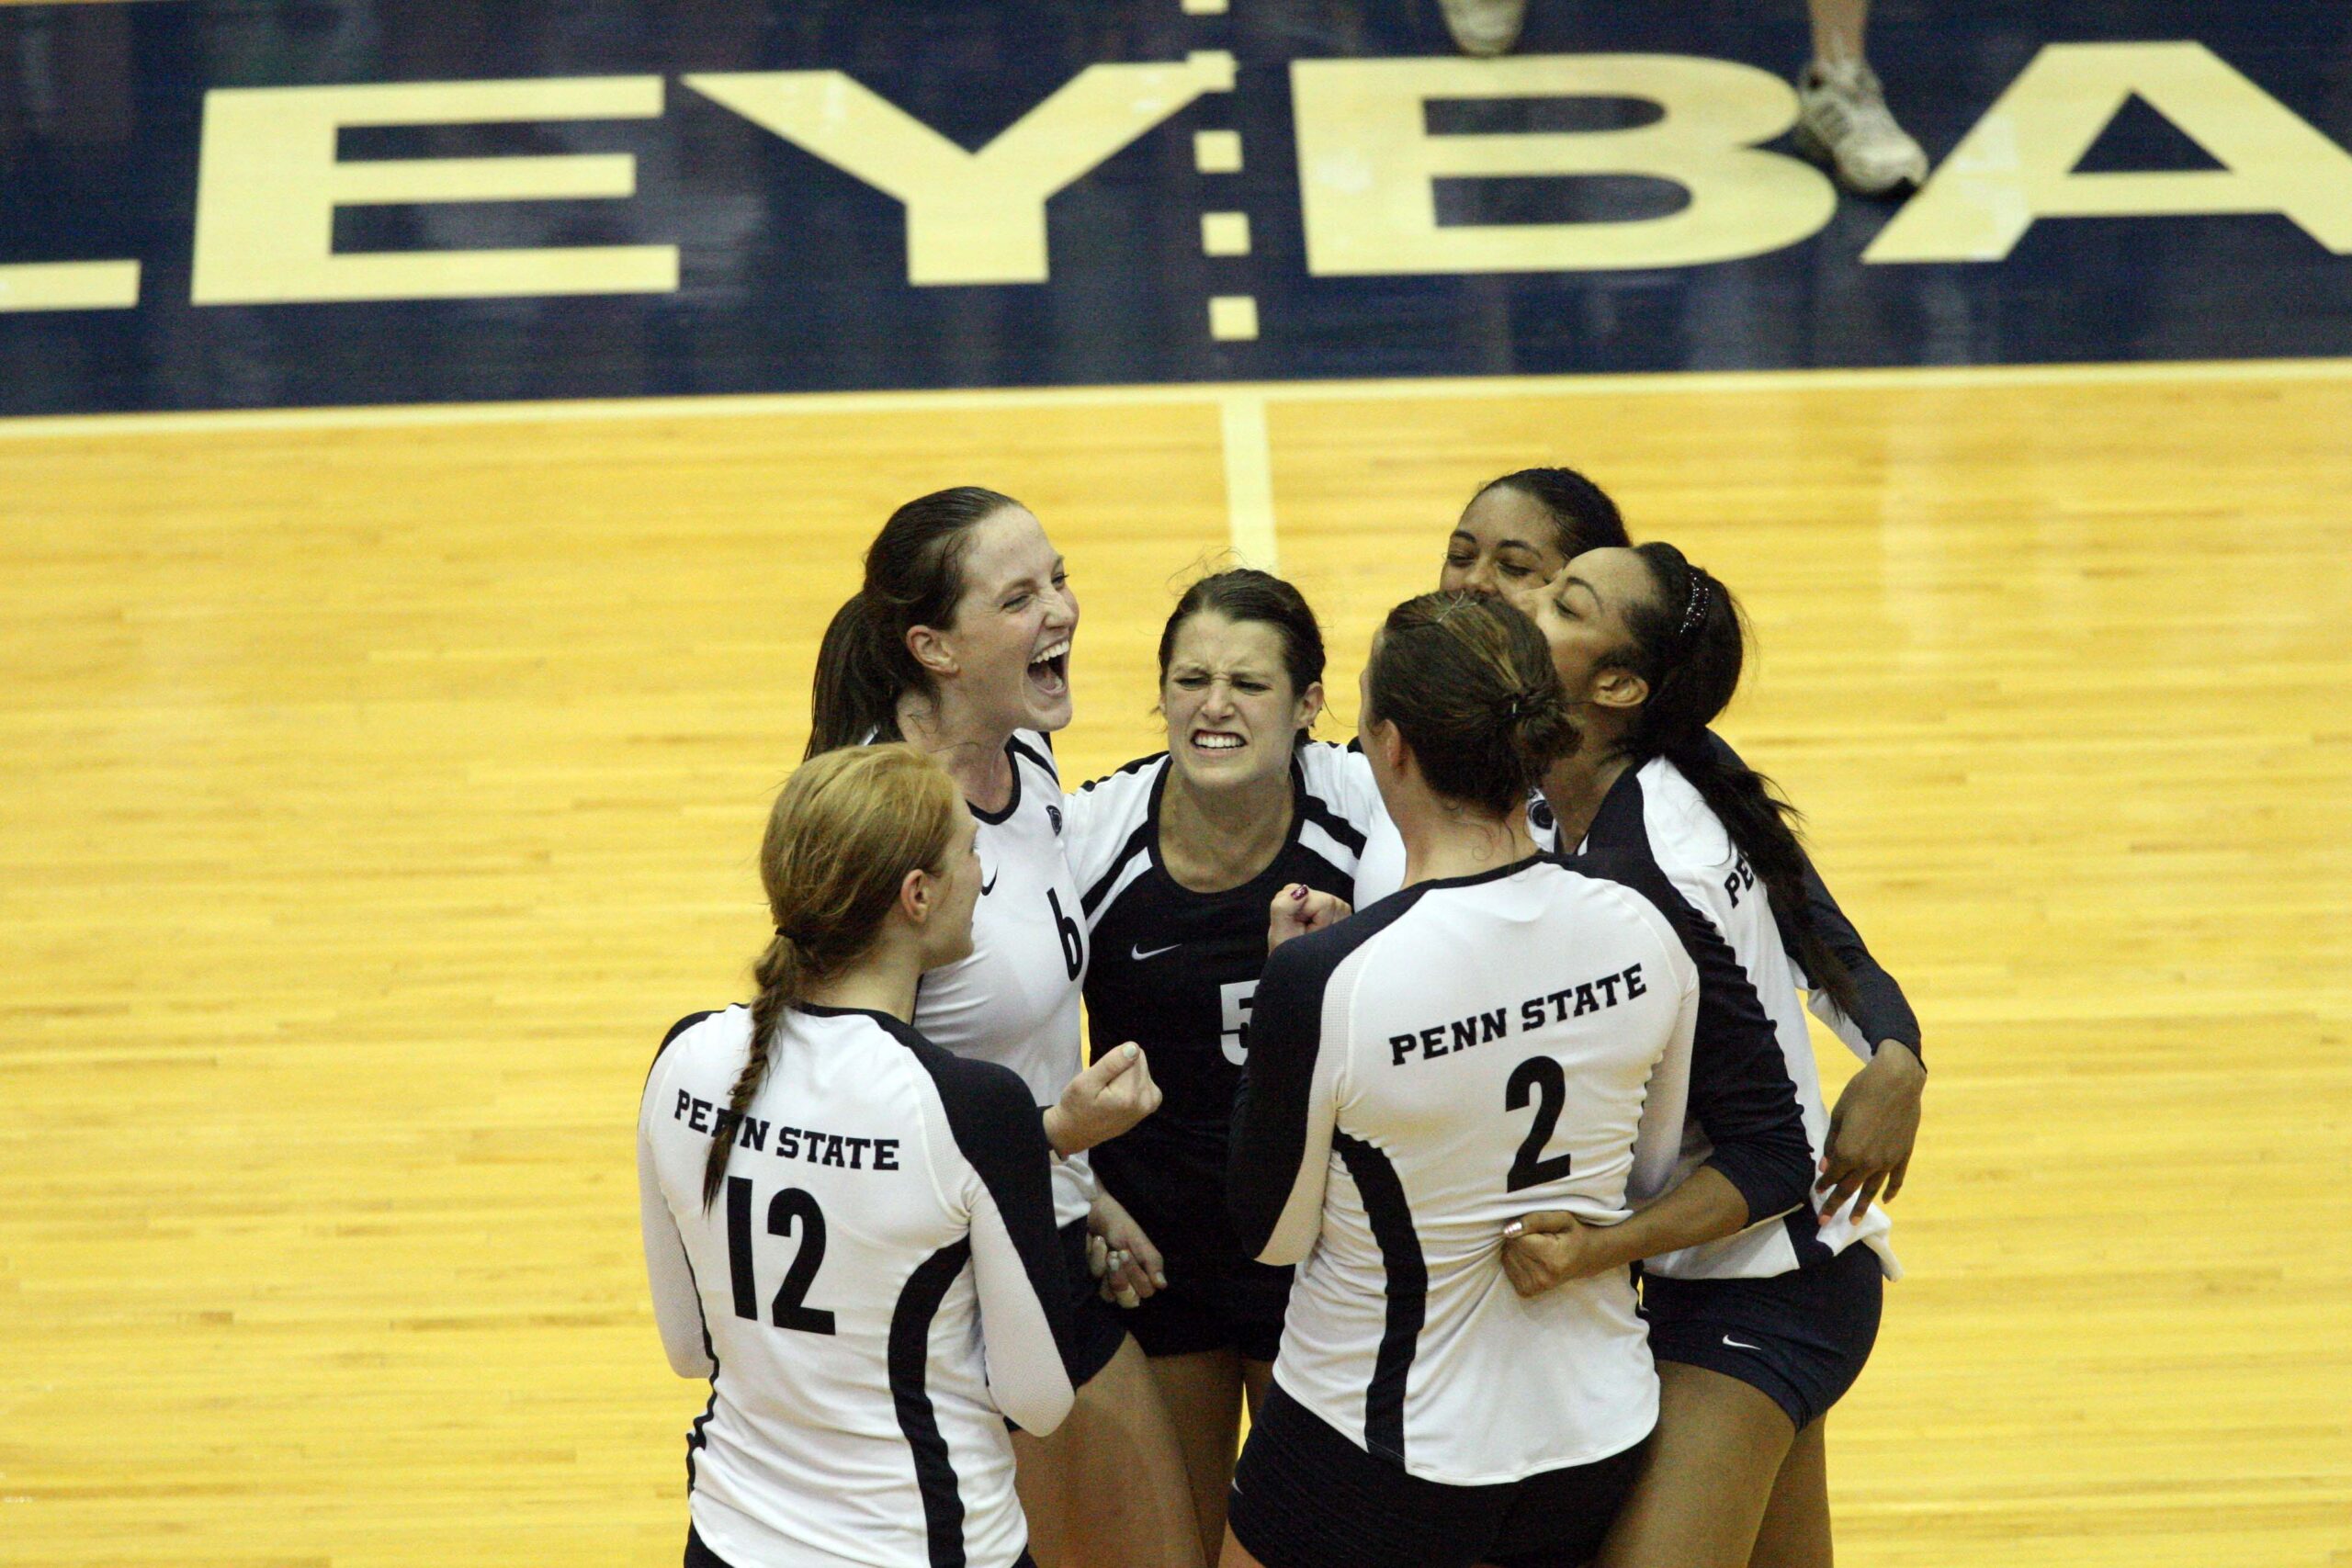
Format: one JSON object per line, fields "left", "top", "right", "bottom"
{"left": 1218, "top": 392, "right": 1278, "bottom": 570}
{"left": 6, "top": 355, "right": 2352, "bottom": 444}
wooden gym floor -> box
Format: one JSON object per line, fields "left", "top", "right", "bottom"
{"left": 1, "top": 358, "right": 2347, "bottom": 1565}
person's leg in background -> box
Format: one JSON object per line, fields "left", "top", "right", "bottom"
{"left": 1794, "top": 0, "right": 1929, "bottom": 195}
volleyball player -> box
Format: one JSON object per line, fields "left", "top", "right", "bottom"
{"left": 1220, "top": 592, "right": 1815, "bottom": 1568}
{"left": 1060, "top": 570, "right": 1382, "bottom": 1565}
{"left": 1495, "top": 544, "right": 1921, "bottom": 1568}
{"left": 1368, "top": 468, "right": 1923, "bottom": 1220}
{"left": 639, "top": 745, "right": 1073, "bottom": 1568}
{"left": 806, "top": 486, "right": 1203, "bottom": 1568}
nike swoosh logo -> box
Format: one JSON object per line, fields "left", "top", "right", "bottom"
{"left": 1721, "top": 1335, "right": 1762, "bottom": 1351}
{"left": 1130, "top": 942, "right": 1179, "bottom": 961}
{"left": 980, "top": 872, "right": 998, "bottom": 896}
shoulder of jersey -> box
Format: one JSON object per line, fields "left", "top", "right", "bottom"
{"left": 1635, "top": 757, "right": 1734, "bottom": 870}
{"left": 1295, "top": 741, "right": 1377, "bottom": 854}
{"left": 1073, "top": 751, "right": 1166, "bottom": 814}
{"left": 1009, "top": 728, "right": 1060, "bottom": 784}
{"left": 647, "top": 1004, "right": 745, "bottom": 1082}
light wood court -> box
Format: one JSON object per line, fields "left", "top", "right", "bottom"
{"left": 2, "top": 361, "right": 2348, "bottom": 1566}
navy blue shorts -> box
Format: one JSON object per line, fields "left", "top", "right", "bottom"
{"left": 1124, "top": 1258, "right": 1290, "bottom": 1364}
{"left": 1227, "top": 1382, "right": 1648, "bottom": 1568}
{"left": 1642, "top": 1241, "right": 1885, "bottom": 1432}
{"left": 1057, "top": 1217, "right": 1133, "bottom": 1388}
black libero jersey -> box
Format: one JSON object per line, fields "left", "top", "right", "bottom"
{"left": 1063, "top": 743, "right": 1382, "bottom": 1278}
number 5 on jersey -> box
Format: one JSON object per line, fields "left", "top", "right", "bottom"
{"left": 1220, "top": 980, "right": 1259, "bottom": 1066}
{"left": 726, "top": 1177, "right": 836, "bottom": 1334}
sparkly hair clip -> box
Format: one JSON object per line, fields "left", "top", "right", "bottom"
{"left": 1677, "top": 573, "right": 1713, "bottom": 644}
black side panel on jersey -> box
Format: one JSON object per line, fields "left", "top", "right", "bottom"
{"left": 1227, "top": 887, "right": 1430, "bottom": 1260}
{"left": 1561, "top": 843, "right": 1815, "bottom": 1228}
{"left": 872, "top": 1010, "right": 1075, "bottom": 1371}
{"left": 1331, "top": 1130, "right": 1425, "bottom": 1468}
{"left": 1700, "top": 730, "right": 1921, "bottom": 1056}
{"left": 889, "top": 1237, "right": 976, "bottom": 1568}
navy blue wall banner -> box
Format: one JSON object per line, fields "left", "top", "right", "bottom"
{"left": 3, "top": 0, "right": 2350, "bottom": 415}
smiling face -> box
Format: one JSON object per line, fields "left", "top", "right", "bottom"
{"left": 1439, "top": 483, "right": 1570, "bottom": 597}
{"left": 1504, "top": 545, "right": 1658, "bottom": 712}
{"left": 1161, "top": 612, "right": 1321, "bottom": 795}
{"left": 916, "top": 505, "right": 1080, "bottom": 735}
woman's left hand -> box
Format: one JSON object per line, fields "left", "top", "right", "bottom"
{"left": 1817, "top": 1041, "right": 1925, "bottom": 1220}
{"left": 1089, "top": 1191, "right": 1167, "bottom": 1308}
{"left": 1499, "top": 1211, "right": 1611, "bottom": 1297}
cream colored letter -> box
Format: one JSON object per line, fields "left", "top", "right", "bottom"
{"left": 686, "top": 53, "right": 1235, "bottom": 285}
{"left": 1867, "top": 41, "right": 2352, "bottom": 263}
{"left": 1290, "top": 54, "right": 1835, "bottom": 276}
{"left": 190, "top": 76, "right": 676, "bottom": 304}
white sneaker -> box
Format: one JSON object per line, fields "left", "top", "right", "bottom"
{"left": 1794, "top": 61, "right": 1929, "bottom": 195}
{"left": 1439, "top": 0, "right": 1527, "bottom": 57}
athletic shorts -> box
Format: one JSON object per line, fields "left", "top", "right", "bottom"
{"left": 1057, "top": 1217, "right": 1132, "bottom": 1388}
{"left": 1227, "top": 1382, "right": 1649, "bottom": 1568}
{"left": 687, "top": 1526, "right": 1035, "bottom": 1568}
{"left": 1123, "top": 1257, "right": 1290, "bottom": 1364}
{"left": 1642, "top": 1240, "right": 1885, "bottom": 1432}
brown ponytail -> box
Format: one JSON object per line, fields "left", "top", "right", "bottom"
{"left": 1364, "top": 591, "right": 1577, "bottom": 818}
{"left": 806, "top": 487, "right": 1022, "bottom": 758}
{"left": 701, "top": 744, "right": 963, "bottom": 1206}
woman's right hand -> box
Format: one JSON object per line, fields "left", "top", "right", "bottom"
{"left": 1269, "top": 883, "right": 1351, "bottom": 953}
{"left": 1042, "top": 1043, "right": 1162, "bottom": 1157}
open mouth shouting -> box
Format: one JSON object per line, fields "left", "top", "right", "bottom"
{"left": 1190, "top": 728, "right": 1248, "bottom": 758}
{"left": 1027, "top": 637, "right": 1071, "bottom": 698}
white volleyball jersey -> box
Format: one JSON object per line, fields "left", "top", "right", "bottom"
{"left": 1229, "top": 855, "right": 1710, "bottom": 1485}
{"left": 906, "top": 732, "right": 1094, "bottom": 1226}
{"left": 1580, "top": 759, "right": 1899, "bottom": 1280}
{"left": 640, "top": 1003, "right": 1074, "bottom": 1568}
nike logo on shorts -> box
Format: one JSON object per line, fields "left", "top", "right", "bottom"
{"left": 1722, "top": 1335, "right": 1762, "bottom": 1352}
{"left": 1131, "top": 942, "right": 1179, "bottom": 961}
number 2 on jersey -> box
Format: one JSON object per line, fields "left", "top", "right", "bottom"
{"left": 1504, "top": 1056, "right": 1576, "bottom": 1192}
{"left": 726, "top": 1177, "right": 837, "bottom": 1334}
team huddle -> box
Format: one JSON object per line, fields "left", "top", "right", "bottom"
{"left": 638, "top": 472, "right": 1927, "bottom": 1568}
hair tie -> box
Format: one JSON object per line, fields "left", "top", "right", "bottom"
{"left": 775, "top": 921, "right": 820, "bottom": 946}
{"left": 1499, "top": 690, "right": 1528, "bottom": 722}
{"left": 1676, "top": 573, "right": 1713, "bottom": 644}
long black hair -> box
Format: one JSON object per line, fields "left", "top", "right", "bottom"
{"left": 806, "top": 486, "right": 1020, "bottom": 759}
{"left": 1156, "top": 569, "right": 1326, "bottom": 747}
{"left": 1604, "top": 542, "right": 1863, "bottom": 1021}
{"left": 1365, "top": 592, "right": 1577, "bottom": 818}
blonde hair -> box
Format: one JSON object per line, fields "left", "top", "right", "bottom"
{"left": 702, "top": 744, "right": 963, "bottom": 1205}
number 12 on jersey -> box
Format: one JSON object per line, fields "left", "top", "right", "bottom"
{"left": 726, "top": 1176, "right": 836, "bottom": 1334}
